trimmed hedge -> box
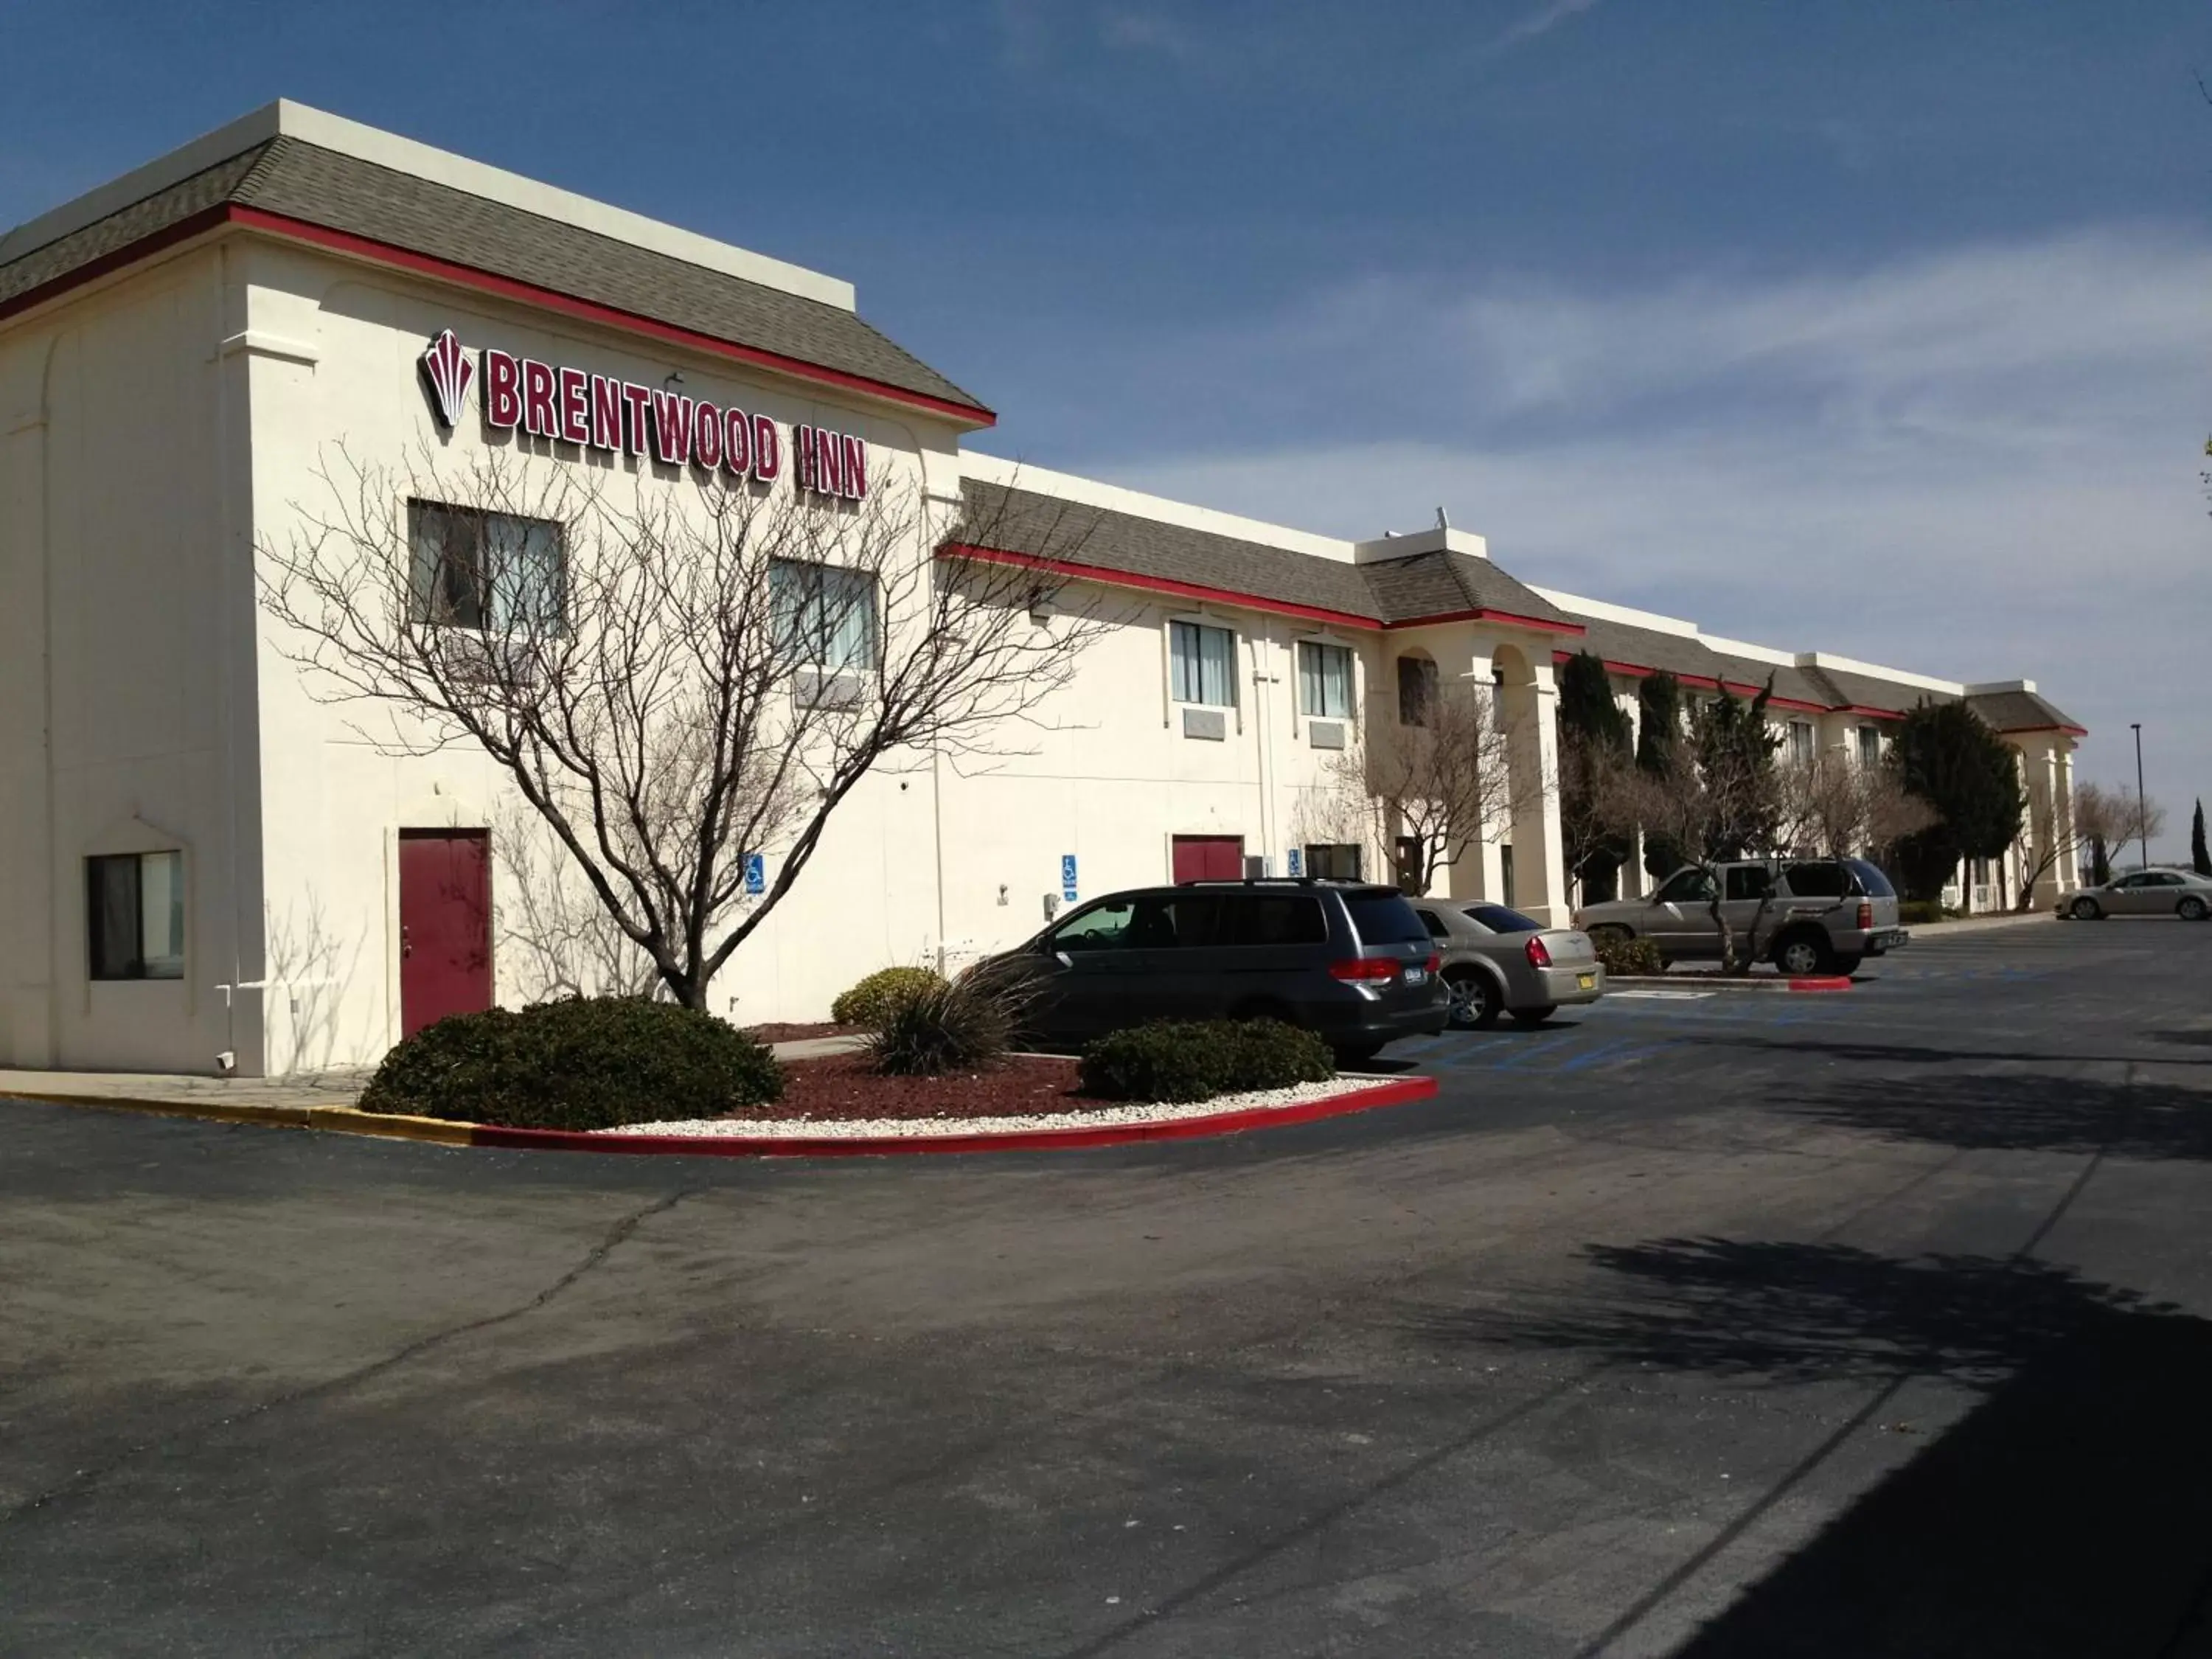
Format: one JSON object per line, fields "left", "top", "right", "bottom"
{"left": 358, "top": 997, "right": 782, "bottom": 1130}
{"left": 831, "top": 966, "right": 947, "bottom": 1029}
{"left": 1896, "top": 900, "right": 1953, "bottom": 926}
{"left": 1593, "top": 932, "right": 1664, "bottom": 977}
{"left": 869, "top": 977, "right": 1012, "bottom": 1077}
{"left": 1079, "top": 1018, "right": 1335, "bottom": 1104}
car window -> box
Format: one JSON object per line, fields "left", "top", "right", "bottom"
{"left": 1052, "top": 900, "right": 1135, "bottom": 952}
{"left": 1344, "top": 891, "right": 1430, "bottom": 945}
{"left": 1725, "top": 866, "right": 1775, "bottom": 902}
{"left": 1465, "top": 904, "right": 1540, "bottom": 933}
{"left": 2112, "top": 874, "right": 2144, "bottom": 889}
{"left": 1844, "top": 859, "right": 1896, "bottom": 898}
{"left": 1413, "top": 908, "right": 1449, "bottom": 941}
{"left": 1124, "top": 895, "right": 1222, "bottom": 949}
{"left": 1657, "top": 869, "right": 1717, "bottom": 904}
{"left": 1222, "top": 894, "right": 1328, "bottom": 946}
{"left": 1781, "top": 862, "right": 1845, "bottom": 898}
{"left": 2154, "top": 872, "right": 2187, "bottom": 887}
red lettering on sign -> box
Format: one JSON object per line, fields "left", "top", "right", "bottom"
{"left": 723, "top": 406, "right": 751, "bottom": 476}
{"left": 650, "top": 390, "right": 694, "bottom": 465}
{"left": 589, "top": 375, "right": 622, "bottom": 451}
{"left": 483, "top": 349, "right": 521, "bottom": 429}
{"left": 752, "top": 414, "right": 781, "bottom": 481}
{"left": 841, "top": 433, "right": 866, "bottom": 499}
{"left": 694, "top": 401, "right": 722, "bottom": 470}
{"left": 620, "top": 383, "right": 653, "bottom": 456}
{"left": 557, "top": 367, "right": 590, "bottom": 445}
{"left": 521, "top": 360, "right": 558, "bottom": 438}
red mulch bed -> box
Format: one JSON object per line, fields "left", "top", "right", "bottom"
{"left": 742, "top": 1021, "right": 862, "bottom": 1043}
{"left": 740, "top": 1054, "right": 1091, "bottom": 1122}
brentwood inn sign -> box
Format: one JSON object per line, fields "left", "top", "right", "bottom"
{"left": 417, "top": 328, "right": 869, "bottom": 499}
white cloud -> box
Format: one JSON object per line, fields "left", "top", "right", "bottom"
{"left": 1038, "top": 229, "right": 2212, "bottom": 856}
{"left": 1489, "top": 0, "right": 1602, "bottom": 52}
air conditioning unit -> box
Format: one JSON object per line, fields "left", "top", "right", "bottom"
{"left": 1307, "top": 719, "right": 1346, "bottom": 750}
{"left": 1181, "top": 706, "right": 1227, "bottom": 741}
{"left": 794, "top": 668, "right": 864, "bottom": 710}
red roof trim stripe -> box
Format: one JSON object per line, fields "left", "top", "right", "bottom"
{"left": 941, "top": 543, "right": 1386, "bottom": 630}
{"left": 227, "top": 207, "right": 997, "bottom": 426}
{"left": 1994, "top": 721, "right": 2090, "bottom": 738}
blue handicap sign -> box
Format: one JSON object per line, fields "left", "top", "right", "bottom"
{"left": 1060, "top": 854, "right": 1078, "bottom": 888}
{"left": 744, "top": 852, "right": 765, "bottom": 895}
{"left": 1287, "top": 848, "right": 1303, "bottom": 877}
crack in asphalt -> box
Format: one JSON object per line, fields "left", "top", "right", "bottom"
{"left": 0, "top": 1183, "right": 702, "bottom": 1531}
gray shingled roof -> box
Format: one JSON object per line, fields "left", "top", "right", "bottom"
{"left": 1706, "top": 652, "right": 1835, "bottom": 710}
{"left": 1966, "top": 687, "right": 2084, "bottom": 733}
{"left": 0, "top": 137, "right": 989, "bottom": 417}
{"left": 1356, "top": 549, "right": 1575, "bottom": 627}
{"left": 1801, "top": 664, "right": 1928, "bottom": 714}
{"left": 959, "top": 482, "right": 1585, "bottom": 631}
{"left": 1557, "top": 615, "right": 1729, "bottom": 684}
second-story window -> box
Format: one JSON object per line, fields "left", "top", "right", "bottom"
{"left": 1397, "top": 655, "right": 1439, "bottom": 726}
{"left": 1788, "top": 720, "right": 1815, "bottom": 765}
{"left": 1857, "top": 724, "right": 1882, "bottom": 768}
{"left": 408, "top": 501, "right": 565, "bottom": 633}
{"left": 770, "top": 558, "right": 878, "bottom": 671}
{"left": 1298, "top": 641, "right": 1354, "bottom": 719}
{"left": 1169, "top": 620, "right": 1237, "bottom": 706}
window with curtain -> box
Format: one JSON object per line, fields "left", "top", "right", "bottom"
{"left": 1297, "top": 641, "right": 1354, "bottom": 719}
{"left": 86, "top": 851, "right": 184, "bottom": 981}
{"left": 408, "top": 501, "right": 566, "bottom": 634}
{"left": 1857, "top": 724, "right": 1882, "bottom": 768}
{"left": 770, "top": 557, "right": 878, "bottom": 672}
{"left": 1788, "top": 720, "right": 1815, "bottom": 764}
{"left": 1169, "top": 620, "right": 1237, "bottom": 706}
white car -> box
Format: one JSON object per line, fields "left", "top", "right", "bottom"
{"left": 2060, "top": 869, "right": 2212, "bottom": 922}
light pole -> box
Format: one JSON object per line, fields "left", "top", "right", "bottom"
{"left": 2132, "top": 722, "right": 2148, "bottom": 872}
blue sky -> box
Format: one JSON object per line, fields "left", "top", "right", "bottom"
{"left": 6, "top": 0, "right": 2210, "bottom": 854}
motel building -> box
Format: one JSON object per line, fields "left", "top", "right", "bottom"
{"left": 0, "top": 103, "right": 2087, "bottom": 1078}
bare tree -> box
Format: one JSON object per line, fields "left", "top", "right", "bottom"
{"left": 1324, "top": 679, "right": 1528, "bottom": 895}
{"left": 1774, "top": 749, "right": 1933, "bottom": 862}
{"left": 491, "top": 804, "right": 661, "bottom": 1001}
{"left": 2073, "top": 781, "right": 2167, "bottom": 882}
{"left": 260, "top": 444, "right": 1107, "bottom": 1011}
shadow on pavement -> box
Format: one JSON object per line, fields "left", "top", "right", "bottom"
{"left": 1406, "top": 1238, "right": 2212, "bottom": 1657}
{"left": 1783, "top": 1068, "right": 2212, "bottom": 1161}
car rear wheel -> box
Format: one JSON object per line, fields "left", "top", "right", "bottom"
{"left": 1510, "top": 1006, "right": 1556, "bottom": 1028}
{"left": 2070, "top": 895, "right": 2103, "bottom": 921}
{"left": 1445, "top": 967, "right": 1502, "bottom": 1029}
{"left": 1773, "top": 931, "right": 1834, "bottom": 977}
{"left": 2180, "top": 896, "right": 2209, "bottom": 922}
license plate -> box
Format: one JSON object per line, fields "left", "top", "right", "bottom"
{"left": 1576, "top": 973, "right": 1596, "bottom": 991}
{"left": 1403, "top": 967, "right": 1427, "bottom": 985}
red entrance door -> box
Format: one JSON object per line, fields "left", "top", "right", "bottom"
{"left": 399, "top": 830, "right": 493, "bottom": 1037}
{"left": 1171, "top": 835, "right": 1245, "bottom": 883}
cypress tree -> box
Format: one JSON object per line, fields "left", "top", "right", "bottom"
{"left": 1888, "top": 700, "right": 2025, "bottom": 902}
{"left": 1636, "top": 671, "right": 1683, "bottom": 877}
{"left": 1558, "top": 652, "right": 1632, "bottom": 900}
{"left": 2194, "top": 798, "right": 2210, "bottom": 877}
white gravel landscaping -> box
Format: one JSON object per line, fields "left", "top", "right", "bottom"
{"left": 587, "top": 1075, "right": 1395, "bottom": 1139}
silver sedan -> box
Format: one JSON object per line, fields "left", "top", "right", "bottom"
{"left": 2060, "top": 868, "right": 2212, "bottom": 922}
{"left": 1408, "top": 900, "right": 1606, "bottom": 1028}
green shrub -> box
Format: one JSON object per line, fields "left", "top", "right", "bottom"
{"left": 869, "top": 977, "right": 1013, "bottom": 1077}
{"left": 1592, "top": 931, "right": 1664, "bottom": 977}
{"left": 359, "top": 997, "right": 782, "bottom": 1130}
{"left": 1896, "top": 900, "right": 1952, "bottom": 926}
{"left": 831, "top": 966, "right": 947, "bottom": 1029}
{"left": 1079, "top": 1018, "right": 1335, "bottom": 1104}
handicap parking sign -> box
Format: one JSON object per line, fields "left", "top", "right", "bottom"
{"left": 1287, "top": 849, "right": 1303, "bottom": 877}
{"left": 744, "top": 852, "right": 765, "bottom": 895}
{"left": 1060, "top": 854, "right": 1078, "bottom": 888}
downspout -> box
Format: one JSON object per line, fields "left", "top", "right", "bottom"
{"left": 215, "top": 240, "right": 247, "bottom": 1072}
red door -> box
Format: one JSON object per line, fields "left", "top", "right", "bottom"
{"left": 399, "top": 831, "right": 493, "bottom": 1037}
{"left": 1171, "top": 835, "right": 1245, "bottom": 883}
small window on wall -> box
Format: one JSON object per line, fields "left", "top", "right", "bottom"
{"left": 771, "top": 557, "right": 878, "bottom": 671}
{"left": 1397, "top": 656, "right": 1438, "bottom": 726}
{"left": 1788, "top": 721, "right": 1815, "bottom": 765}
{"left": 1297, "top": 641, "right": 1354, "bottom": 719}
{"left": 1304, "top": 843, "right": 1363, "bottom": 881}
{"left": 408, "top": 501, "right": 566, "bottom": 634}
{"left": 1857, "top": 725, "right": 1882, "bottom": 768}
{"left": 1169, "top": 621, "right": 1237, "bottom": 707}
{"left": 87, "top": 852, "right": 184, "bottom": 981}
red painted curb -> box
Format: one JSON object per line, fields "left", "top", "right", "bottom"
{"left": 1786, "top": 976, "right": 1854, "bottom": 992}
{"left": 467, "top": 1075, "right": 1440, "bottom": 1159}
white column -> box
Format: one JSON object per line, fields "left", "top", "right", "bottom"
{"left": 1510, "top": 678, "right": 1567, "bottom": 925}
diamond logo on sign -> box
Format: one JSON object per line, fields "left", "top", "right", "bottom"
{"left": 1060, "top": 854, "right": 1078, "bottom": 903}
{"left": 419, "top": 329, "right": 475, "bottom": 429}
{"left": 744, "top": 853, "right": 765, "bottom": 896}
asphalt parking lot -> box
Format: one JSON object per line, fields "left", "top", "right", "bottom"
{"left": 5, "top": 919, "right": 2211, "bottom": 1657}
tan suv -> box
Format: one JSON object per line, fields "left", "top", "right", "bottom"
{"left": 1575, "top": 857, "right": 1907, "bottom": 976}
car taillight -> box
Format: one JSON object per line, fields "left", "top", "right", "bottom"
{"left": 1525, "top": 936, "right": 1554, "bottom": 969}
{"left": 1425, "top": 953, "right": 1441, "bottom": 973}
{"left": 1857, "top": 900, "right": 1873, "bottom": 930}
{"left": 1329, "top": 957, "right": 1399, "bottom": 982}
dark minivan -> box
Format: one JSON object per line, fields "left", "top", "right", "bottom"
{"left": 970, "top": 880, "right": 1450, "bottom": 1061}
